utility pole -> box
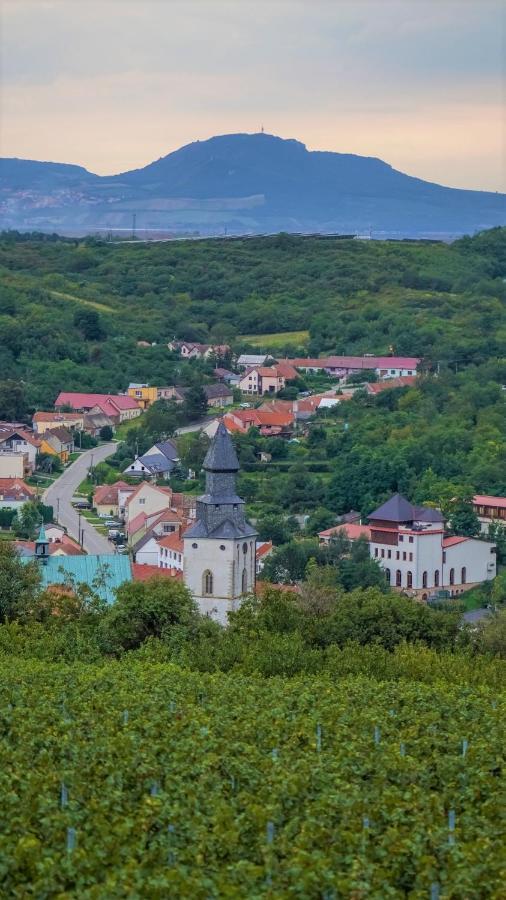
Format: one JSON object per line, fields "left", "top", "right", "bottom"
{"left": 56, "top": 498, "right": 60, "bottom": 524}
{"left": 132, "top": 213, "right": 137, "bottom": 240}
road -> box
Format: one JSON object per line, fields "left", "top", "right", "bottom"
{"left": 176, "top": 417, "right": 212, "bottom": 435}
{"left": 43, "top": 443, "right": 117, "bottom": 555}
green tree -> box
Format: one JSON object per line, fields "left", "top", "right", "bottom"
{"left": 449, "top": 498, "right": 480, "bottom": 537}
{"left": 0, "top": 542, "right": 41, "bottom": 621}
{"left": 12, "top": 502, "right": 44, "bottom": 540}
{"left": 183, "top": 385, "right": 208, "bottom": 421}
{"left": 0, "top": 380, "right": 28, "bottom": 421}
{"left": 99, "top": 577, "right": 199, "bottom": 652}
{"left": 73, "top": 309, "right": 104, "bottom": 341}
{"left": 99, "top": 425, "right": 114, "bottom": 441}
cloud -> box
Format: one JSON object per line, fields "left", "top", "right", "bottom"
{"left": 1, "top": 0, "right": 504, "bottom": 190}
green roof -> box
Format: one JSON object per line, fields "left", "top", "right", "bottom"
{"left": 21, "top": 554, "right": 132, "bottom": 604}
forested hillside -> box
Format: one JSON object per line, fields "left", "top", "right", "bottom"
{"left": 0, "top": 228, "right": 505, "bottom": 410}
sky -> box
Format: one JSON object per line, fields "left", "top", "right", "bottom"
{"left": 1, "top": 0, "right": 505, "bottom": 191}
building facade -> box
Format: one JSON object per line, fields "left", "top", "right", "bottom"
{"left": 183, "top": 422, "right": 257, "bottom": 624}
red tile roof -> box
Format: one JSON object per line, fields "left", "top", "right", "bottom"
{"left": 442, "top": 536, "right": 470, "bottom": 548}
{"left": 132, "top": 564, "right": 182, "bottom": 582}
{"left": 319, "top": 523, "right": 372, "bottom": 541}
{"left": 33, "top": 411, "right": 83, "bottom": 423}
{"left": 158, "top": 532, "right": 184, "bottom": 553}
{"left": 55, "top": 392, "right": 141, "bottom": 414}
{"left": 287, "top": 356, "right": 421, "bottom": 370}
{"left": 256, "top": 540, "right": 273, "bottom": 559}
{"left": 474, "top": 494, "right": 506, "bottom": 511}
{"left": 366, "top": 376, "right": 417, "bottom": 394}
{"left": 93, "top": 481, "right": 131, "bottom": 506}
{"left": 0, "top": 478, "right": 36, "bottom": 500}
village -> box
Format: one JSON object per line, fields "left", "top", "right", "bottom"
{"left": 0, "top": 341, "right": 503, "bottom": 623}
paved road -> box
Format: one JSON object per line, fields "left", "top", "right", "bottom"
{"left": 176, "top": 417, "right": 213, "bottom": 435}
{"left": 43, "top": 443, "right": 117, "bottom": 555}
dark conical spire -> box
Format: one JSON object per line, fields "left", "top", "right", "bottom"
{"left": 203, "top": 421, "right": 239, "bottom": 472}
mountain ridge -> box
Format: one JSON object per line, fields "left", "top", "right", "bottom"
{"left": 1, "top": 132, "right": 505, "bottom": 237}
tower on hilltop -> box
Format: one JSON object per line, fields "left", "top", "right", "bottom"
{"left": 183, "top": 422, "right": 257, "bottom": 624}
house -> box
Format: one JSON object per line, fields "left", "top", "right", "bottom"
{"left": 15, "top": 531, "right": 85, "bottom": 557}
{"left": 123, "top": 440, "right": 179, "bottom": 481}
{"left": 170, "top": 341, "right": 230, "bottom": 360}
{"left": 54, "top": 392, "right": 142, "bottom": 424}
{"left": 473, "top": 495, "right": 506, "bottom": 534}
{"left": 318, "top": 523, "right": 372, "bottom": 544}
{"left": 0, "top": 477, "right": 36, "bottom": 510}
{"left": 204, "top": 383, "right": 234, "bottom": 408}
{"left": 40, "top": 427, "right": 74, "bottom": 464}
{"left": 127, "top": 384, "right": 158, "bottom": 410}
{"left": 33, "top": 411, "right": 84, "bottom": 434}
{"left": 156, "top": 386, "right": 188, "bottom": 403}
{"left": 285, "top": 356, "right": 421, "bottom": 380}
{"left": 0, "top": 423, "right": 40, "bottom": 473}
{"left": 131, "top": 507, "right": 187, "bottom": 558}
{"left": 238, "top": 365, "right": 288, "bottom": 395}
{"left": 213, "top": 368, "right": 238, "bottom": 385}
{"left": 93, "top": 481, "right": 132, "bottom": 518}
{"left": 158, "top": 530, "right": 185, "bottom": 572}
{"left": 225, "top": 408, "right": 294, "bottom": 437}
{"left": 367, "top": 494, "right": 496, "bottom": 599}
{"left": 20, "top": 526, "right": 132, "bottom": 603}
{"left": 124, "top": 482, "right": 181, "bottom": 531}
{"left": 83, "top": 410, "right": 116, "bottom": 436}
{"left": 237, "top": 353, "right": 269, "bottom": 370}
{"left": 365, "top": 376, "right": 418, "bottom": 395}
{"left": 256, "top": 540, "right": 273, "bottom": 574}
{"left": 0, "top": 453, "right": 26, "bottom": 479}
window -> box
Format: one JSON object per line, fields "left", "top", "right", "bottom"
{"left": 434, "top": 570, "right": 439, "bottom": 587}
{"left": 422, "top": 571, "right": 428, "bottom": 588}
{"left": 381, "top": 549, "right": 385, "bottom": 558}
{"left": 407, "top": 571, "right": 413, "bottom": 588}
{"left": 461, "top": 566, "right": 466, "bottom": 584}
{"left": 374, "top": 548, "right": 378, "bottom": 558}
{"left": 408, "top": 536, "right": 413, "bottom": 543}
{"left": 396, "top": 570, "right": 402, "bottom": 587}
{"left": 399, "top": 535, "right": 404, "bottom": 542}
{"left": 139, "top": 498, "right": 145, "bottom": 504}
{"left": 192, "top": 543, "right": 198, "bottom": 549}
{"left": 220, "top": 544, "right": 226, "bottom": 551}
{"left": 203, "top": 570, "right": 214, "bottom": 595}
{"left": 396, "top": 551, "right": 400, "bottom": 560}
{"left": 241, "top": 568, "right": 248, "bottom": 593}
{"left": 387, "top": 549, "right": 391, "bottom": 559}
{"left": 449, "top": 568, "right": 455, "bottom": 585}
{"left": 242, "top": 542, "right": 248, "bottom": 554}
{"left": 409, "top": 553, "right": 413, "bottom": 562}
{"left": 402, "top": 552, "right": 407, "bottom": 561}
{"left": 385, "top": 568, "right": 391, "bottom": 584}
{"left": 442, "top": 551, "right": 446, "bottom": 564}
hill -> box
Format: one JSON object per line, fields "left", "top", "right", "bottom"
{"left": 1, "top": 133, "right": 505, "bottom": 236}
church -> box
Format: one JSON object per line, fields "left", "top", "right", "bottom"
{"left": 183, "top": 422, "right": 257, "bottom": 624}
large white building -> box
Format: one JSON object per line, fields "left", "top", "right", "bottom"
{"left": 367, "top": 494, "right": 496, "bottom": 599}
{"left": 183, "top": 423, "right": 257, "bottom": 624}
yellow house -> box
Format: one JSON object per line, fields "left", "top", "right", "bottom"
{"left": 40, "top": 427, "right": 74, "bottom": 464}
{"left": 127, "top": 384, "right": 158, "bottom": 410}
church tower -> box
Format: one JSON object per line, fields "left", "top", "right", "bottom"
{"left": 183, "top": 422, "right": 257, "bottom": 624}
{"left": 34, "top": 522, "right": 49, "bottom": 565}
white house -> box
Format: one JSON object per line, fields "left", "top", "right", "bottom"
{"left": 367, "top": 494, "right": 496, "bottom": 599}
{"left": 183, "top": 423, "right": 257, "bottom": 624}
{"left": 158, "top": 531, "right": 184, "bottom": 572}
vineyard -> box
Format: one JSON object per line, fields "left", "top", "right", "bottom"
{"left": 1, "top": 658, "right": 505, "bottom": 898}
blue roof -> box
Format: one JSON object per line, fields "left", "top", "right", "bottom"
{"left": 21, "top": 554, "right": 132, "bottom": 604}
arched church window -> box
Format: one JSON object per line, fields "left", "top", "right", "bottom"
{"left": 242, "top": 568, "right": 248, "bottom": 593}
{"left": 203, "top": 570, "right": 213, "bottom": 595}
{"left": 242, "top": 542, "right": 248, "bottom": 554}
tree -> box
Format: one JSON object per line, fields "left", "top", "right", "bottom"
{"left": 12, "top": 502, "right": 44, "bottom": 540}
{"left": 0, "top": 542, "right": 41, "bottom": 621}
{"left": 99, "top": 577, "right": 199, "bottom": 653}
{"left": 99, "top": 425, "right": 114, "bottom": 441}
{"left": 183, "top": 385, "right": 208, "bottom": 421}
{"left": 305, "top": 507, "right": 336, "bottom": 536}
{"left": 477, "top": 608, "right": 506, "bottom": 658}
{"left": 73, "top": 309, "right": 104, "bottom": 341}
{"left": 448, "top": 498, "right": 480, "bottom": 537}
{"left": 0, "top": 380, "right": 28, "bottom": 421}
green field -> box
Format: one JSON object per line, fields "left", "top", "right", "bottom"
{"left": 239, "top": 330, "right": 310, "bottom": 349}
{"left": 1, "top": 657, "right": 504, "bottom": 897}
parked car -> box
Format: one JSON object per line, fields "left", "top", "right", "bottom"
{"left": 73, "top": 500, "right": 91, "bottom": 509}
{"left": 105, "top": 519, "right": 120, "bottom": 528}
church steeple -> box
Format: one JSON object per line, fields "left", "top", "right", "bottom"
{"left": 185, "top": 422, "right": 255, "bottom": 539}
{"left": 183, "top": 421, "right": 257, "bottom": 624}
{"left": 35, "top": 522, "right": 49, "bottom": 564}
